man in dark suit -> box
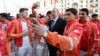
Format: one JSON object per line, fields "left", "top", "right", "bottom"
{"left": 48, "top": 8, "right": 67, "bottom": 56}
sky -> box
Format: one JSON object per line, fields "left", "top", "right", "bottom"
{"left": 0, "top": 0, "right": 43, "bottom": 16}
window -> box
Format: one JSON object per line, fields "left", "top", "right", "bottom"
{"left": 67, "top": 0, "right": 69, "bottom": 1}
{"left": 81, "top": 1, "right": 83, "bottom": 3}
{"left": 96, "top": 4, "right": 98, "bottom": 6}
{"left": 67, "top": 3, "right": 70, "bottom": 5}
{"left": 86, "top": 1, "right": 88, "bottom": 3}
{"left": 96, "top": 0, "right": 98, "bottom": 2}
{"left": 90, "top": 0, "right": 93, "bottom": 2}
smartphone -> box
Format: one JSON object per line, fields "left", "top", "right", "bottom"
{"left": 33, "top": 20, "right": 37, "bottom": 24}
{"left": 31, "top": 17, "right": 37, "bottom": 24}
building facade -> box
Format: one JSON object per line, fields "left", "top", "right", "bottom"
{"left": 0, "top": 0, "right": 100, "bottom": 16}
{"left": 44, "top": 0, "right": 100, "bottom": 15}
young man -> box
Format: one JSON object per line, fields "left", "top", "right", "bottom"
{"left": 0, "top": 13, "right": 15, "bottom": 40}
{"left": 91, "top": 14, "right": 100, "bottom": 33}
{"left": 91, "top": 13, "right": 100, "bottom": 55}
{"left": 32, "top": 8, "right": 83, "bottom": 56}
{"left": 91, "top": 14, "right": 100, "bottom": 24}
{"left": 0, "top": 13, "right": 16, "bottom": 56}
{"left": 0, "top": 13, "right": 11, "bottom": 56}
{"left": 9, "top": 8, "right": 33, "bottom": 56}
{"left": 0, "top": 13, "right": 9, "bottom": 30}
{"left": 79, "top": 8, "right": 99, "bottom": 56}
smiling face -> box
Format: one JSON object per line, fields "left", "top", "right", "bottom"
{"left": 79, "top": 8, "right": 89, "bottom": 22}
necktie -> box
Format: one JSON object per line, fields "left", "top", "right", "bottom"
{"left": 50, "top": 20, "right": 55, "bottom": 30}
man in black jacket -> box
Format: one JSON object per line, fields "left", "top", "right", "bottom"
{"left": 48, "top": 8, "right": 67, "bottom": 56}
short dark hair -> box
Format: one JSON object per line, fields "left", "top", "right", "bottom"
{"left": 65, "top": 8, "right": 77, "bottom": 15}
{"left": 0, "top": 13, "right": 8, "bottom": 19}
{"left": 92, "top": 13, "right": 98, "bottom": 17}
{"left": 80, "top": 8, "right": 89, "bottom": 15}
{"left": 29, "top": 14, "right": 36, "bottom": 18}
{"left": 16, "top": 14, "right": 20, "bottom": 19}
{"left": 29, "top": 14, "right": 34, "bottom": 17}
{"left": 19, "top": 8, "right": 28, "bottom": 13}
{"left": 46, "top": 11, "right": 52, "bottom": 15}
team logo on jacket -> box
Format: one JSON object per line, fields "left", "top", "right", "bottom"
{"left": 73, "top": 29, "right": 79, "bottom": 33}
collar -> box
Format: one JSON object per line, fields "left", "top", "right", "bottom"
{"left": 53, "top": 16, "right": 58, "bottom": 22}
{"left": 4, "top": 20, "right": 9, "bottom": 24}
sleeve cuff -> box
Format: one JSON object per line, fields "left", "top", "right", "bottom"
{"left": 43, "top": 31, "right": 48, "bottom": 37}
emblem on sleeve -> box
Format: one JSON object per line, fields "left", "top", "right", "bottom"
{"left": 73, "top": 29, "right": 79, "bottom": 33}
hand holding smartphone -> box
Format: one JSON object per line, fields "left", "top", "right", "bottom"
{"left": 30, "top": 17, "right": 37, "bottom": 24}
